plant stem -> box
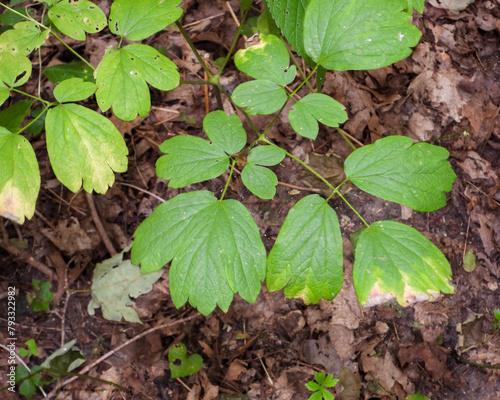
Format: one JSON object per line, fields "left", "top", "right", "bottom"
{"left": 11, "top": 88, "right": 51, "bottom": 106}
{"left": 0, "top": 2, "right": 46, "bottom": 29}
{"left": 220, "top": 159, "right": 237, "bottom": 201}
{"left": 179, "top": 80, "right": 210, "bottom": 85}
{"left": 175, "top": 21, "right": 213, "bottom": 79}
{"left": 16, "top": 103, "right": 51, "bottom": 135}
{"left": 214, "top": 5, "right": 251, "bottom": 79}
{"left": 288, "top": 48, "right": 315, "bottom": 93}
{"left": 336, "top": 127, "right": 357, "bottom": 151}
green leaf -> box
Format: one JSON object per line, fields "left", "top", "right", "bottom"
{"left": 494, "top": 309, "right": 500, "bottom": 321}
{"left": 27, "top": 280, "right": 54, "bottom": 311}
{"left": 344, "top": 136, "right": 456, "bottom": 212}
{"left": 168, "top": 343, "right": 203, "bottom": 378}
{"left": 462, "top": 250, "right": 476, "bottom": 272}
{"left": 109, "top": 0, "right": 182, "bottom": 41}
{"left": 16, "top": 365, "right": 42, "bottom": 399}
{"left": 53, "top": 77, "right": 97, "bottom": 103}
{"left": 232, "top": 80, "right": 287, "bottom": 115}
{"left": 406, "top": 395, "right": 430, "bottom": 400}
{"left": 25, "top": 106, "right": 46, "bottom": 136}
{"left": 406, "top": 0, "right": 425, "bottom": 13}
{"left": 241, "top": 164, "right": 278, "bottom": 200}
{"left": 265, "top": 0, "right": 310, "bottom": 57}
{"left": 156, "top": 136, "right": 230, "bottom": 188}
{"left": 0, "top": 8, "right": 32, "bottom": 26}
{"left": 0, "top": 100, "right": 33, "bottom": 132}
{"left": 87, "top": 245, "right": 163, "bottom": 324}
{"left": 303, "top": 0, "right": 422, "bottom": 71}
{"left": 288, "top": 93, "right": 347, "bottom": 139}
{"left": 234, "top": 34, "right": 296, "bottom": 86}
{"left": 323, "top": 375, "right": 339, "bottom": 388}
{"left": 22, "top": 339, "right": 38, "bottom": 357}
{"left": 240, "top": 0, "right": 253, "bottom": 12}
{"left": 41, "top": 340, "right": 86, "bottom": 374}
{"left": 308, "top": 392, "right": 323, "bottom": 400}
{"left": 203, "top": 110, "right": 247, "bottom": 154}
{"left": 0, "top": 52, "right": 31, "bottom": 87}
{"left": 0, "top": 127, "right": 40, "bottom": 224}
{"left": 241, "top": 146, "right": 285, "bottom": 199}
{"left": 48, "top": 0, "right": 107, "bottom": 41}
{"left": 353, "top": 220, "right": 454, "bottom": 306}
{"left": 45, "top": 104, "right": 128, "bottom": 193}
{"left": 131, "top": 191, "right": 266, "bottom": 315}
{"left": 266, "top": 194, "right": 343, "bottom": 304}
{"left": 306, "top": 381, "right": 322, "bottom": 391}
{"left": 95, "top": 44, "right": 179, "bottom": 121}
{"left": 314, "top": 371, "right": 326, "bottom": 384}
{"left": 156, "top": 111, "right": 246, "bottom": 187}
{"left": 0, "top": 83, "right": 9, "bottom": 107}
{"left": 45, "top": 61, "right": 95, "bottom": 84}
{"left": 321, "top": 389, "right": 334, "bottom": 400}
{"left": 0, "top": 21, "right": 49, "bottom": 55}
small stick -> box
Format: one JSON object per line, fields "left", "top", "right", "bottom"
{"left": 115, "top": 182, "right": 166, "bottom": 203}
{"left": 86, "top": 193, "right": 117, "bottom": 256}
{"left": 277, "top": 181, "right": 323, "bottom": 193}
{"left": 45, "top": 313, "right": 200, "bottom": 398}
{"left": 226, "top": 1, "right": 248, "bottom": 41}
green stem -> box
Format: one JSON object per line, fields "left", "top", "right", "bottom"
{"left": 214, "top": 5, "right": 251, "bottom": 80}
{"left": 213, "top": 85, "right": 223, "bottom": 110}
{"left": 424, "top": 130, "right": 470, "bottom": 143}
{"left": 16, "top": 103, "right": 51, "bottom": 135}
{"left": 51, "top": 31, "right": 95, "bottom": 71}
{"left": 11, "top": 88, "right": 51, "bottom": 106}
{"left": 179, "top": 80, "right": 210, "bottom": 85}
{"left": 175, "top": 21, "right": 213, "bottom": 79}
{"left": 220, "top": 159, "right": 237, "bottom": 201}
{"left": 336, "top": 127, "right": 357, "bottom": 151}
{"left": 0, "top": 3, "right": 46, "bottom": 29}
{"left": 288, "top": 48, "right": 314, "bottom": 93}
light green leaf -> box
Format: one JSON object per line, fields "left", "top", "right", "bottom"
{"left": 45, "top": 61, "right": 95, "bottom": 84}
{"left": 109, "top": 0, "right": 182, "bottom": 41}
{"left": 265, "top": 0, "right": 310, "bottom": 57}
{"left": 407, "top": 0, "right": 425, "bottom": 13}
{"left": 266, "top": 194, "right": 343, "bottom": 303}
{"left": 248, "top": 145, "right": 286, "bottom": 166}
{"left": 95, "top": 44, "right": 179, "bottom": 121}
{"left": 303, "top": 0, "right": 422, "bottom": 70}
{"left": 288, "top": 93, "right": 347, "bottom": 139}
{"left": 308, "top": 392, "right": 323, "bottom": 400}
{"left": 203, "top": 110, "right": 247, "bottom": 155}
{"left": 241, "top": 164, "right": 278, "bottom": 199}
{"left": 156, "top": 136, "right": 230, "bottom": 188}
{"left": 0, "top": 100, "right": 33, "bottom": 132}
{"left": 344, "top": 136, "right": 456, "bottom": 212}
{"left": 235, "top": 34, "right": 296, "bottom": 85}
{"left": 48, "top": 0, "right": 107, "bottom": 41}
{"left": 0, "top": 52, "right": 31, "bottom": 87}
{"left": 462, "top": 250, "right": 476, "bottom": 272}
{"left": 353, "top": 221, "right": 454, "bottom": 306}
{"left": 87, "top": 245, "right": 163, "bottom": 324}
{"left": 306, "top": 381, "right": 322, "bottom": 391}
{"left": 0, "top": 83, "right": 9, "bottom": 107}
{"left": 0, "top": 21, "right": 49, "bottom": 55}
{"left": 45, "top": 104, "right": 128, "bottom": 193}
{"left": 232, "top": 80, "right": 287, "bottom": 115}
{"left": 406, "top": 395, "right": 430, "bottom": 400}
{"left": 131, "top": 191, "right": 266, "bottom": 315}
{"left": 0, "top": 127, "right": 40, "bottom": 224}
{"left": 168, "top": 343, "right": 203, "bottom": 378}
{"left": 53, "top": 77, "right": 97, "bottom": 103}
{"left": 241, "top": 146, "right": 285, "bottom": 199}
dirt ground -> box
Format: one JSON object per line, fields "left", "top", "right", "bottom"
{"left": 1, "top": 0, "right": 500, "bottom": 399}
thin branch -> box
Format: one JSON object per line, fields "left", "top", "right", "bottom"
{"left": 85, "top": 193, "right": 117, "bottom": 256}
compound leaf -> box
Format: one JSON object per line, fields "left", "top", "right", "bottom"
{"left": 241, "top": 146, "right": 285, "bottom": 199}
{"left": 168, "top": 343, "right": 203, "bottom": 378}
{"left": 45, "top": 104, "right": 128, "bottom": 193}
{"left": 0, "top": 127, "right": 40, "bottom": 224}
{"left": 88, "top": 246, "right": 163, "bottom": 324}
{"left": 241, "top": 164, "right": 278, "bottom": 200}
{"left": 53, "top": 77, "right": 96, "bottom": 103}
{"left": 352, "top": 220, "right": 454, "bottom": 306}
{"left": 0, "top": 52, "right": 31, "bottom": 87}
{"left": 95, "top": 44, "right": 179, "bottom": 121}
{"left": 289, "top": 93, "right": 347, "bottom": 139}
{"left": 266, "top": 194, "right": 343, "bottom": 303}
{"left": 45, "top": 61, "right": 95, "bottom": 84}
{"left": 203, "top": 110, "right": 247, "bottom": 155}
{"left": 232, "top": 80, "right": 287, "bottom": 115}
{"left": 109, "top": 0, "right": 182, "bottom": 41}
{"left": 131, "top": 191, "right": 266, "bottom": 315}
{"left": 48, "top": 0, "right": 107, "bottom": 41}
{"left": 344, "top": 136, "right": 456, "bottom": 212}
{"left": 0, "top": 21, "right": 49, "bottom": 55}
{"left": 303, "top": 0, "right": 422, "bottom": 71}
{"left": 234, "top": 34, "right": 296, "bottom": 86}
{"left": 156, "top": 136, "right": 230, "bottom": 188}
{"left": 265, "top": 0, "right": 310, "bottom": 57}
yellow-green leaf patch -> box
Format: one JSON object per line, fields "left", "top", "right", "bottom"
{"left": 0, "top": 21, "right": 49, "bottom": 55}
{"left": 0, "top": 53, "right": 32, "bottom": 87}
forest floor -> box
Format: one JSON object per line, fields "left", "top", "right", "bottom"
{"left": 1, "top": 0, "right": 500, "bottom": 399}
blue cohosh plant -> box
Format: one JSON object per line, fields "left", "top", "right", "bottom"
{"left": 0, "top": 0, "right": 456, "bottom": 316}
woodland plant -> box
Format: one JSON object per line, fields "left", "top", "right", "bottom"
{"left": 0, "top": 0, "right": 456, "bottom": 316}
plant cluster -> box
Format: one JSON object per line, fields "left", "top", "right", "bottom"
{"left": 0, "top": 0, "right": 456, "bottom": 317}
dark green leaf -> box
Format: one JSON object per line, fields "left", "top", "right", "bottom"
{"left": 168, "top": 343, "right": 203, "bottom": 378}
{"left": 0, "top": 100, "right": 33, "bottom": 132}
{"left": 45, "top": 61, "right": 95, "bottom": 84}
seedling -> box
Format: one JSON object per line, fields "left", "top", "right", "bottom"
{"left": 19, "top": 339, "right": 38, "bottom": 358}
{"left": 168, "top": 343, "right": 203, "bottom": 379}
{"left": 0, "top": 0, "right": 455, "bottom": 317}
{"left": 492, "top": 309, "right": 500, "bottom": 334}
{"left": 305, "top": 371, "right": 339, "bottom": 400}
{"left": 26, "top": 280, "right": 54, "bottom": 311}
